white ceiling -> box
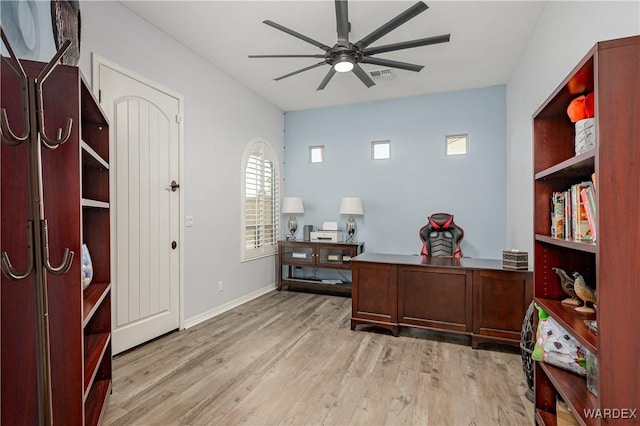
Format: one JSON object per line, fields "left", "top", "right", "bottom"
{"left": 120, "top": 1, "right": 546, "bottom": 112}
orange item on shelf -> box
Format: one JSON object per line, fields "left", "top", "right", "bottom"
{"left": 567, "top": 93, "right": 595, "bottom": 122}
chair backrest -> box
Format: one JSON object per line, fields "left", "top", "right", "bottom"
{"left": 419, "top": 212, "right": 464, "bottom": 258}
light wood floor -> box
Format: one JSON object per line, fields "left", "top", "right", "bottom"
{"left": 104, "top": 290, "right": 534, "bottom": 425}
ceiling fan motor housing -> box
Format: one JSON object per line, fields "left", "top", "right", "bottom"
{"left": 327, "top": 45, "right": 363, "bottom": 67}
{"left": 250, "top": 1, "right": 450, "bottom": 90}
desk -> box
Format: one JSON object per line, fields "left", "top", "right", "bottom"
{"left": 350, "top": 253, "right": 532, "bottom": 348}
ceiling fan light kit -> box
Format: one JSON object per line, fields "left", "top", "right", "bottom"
{"left": 334, "top": 53, "right": 355, "bottom": 72}
{"left": 249, "top": 0, "right": 450, "bottom": 91}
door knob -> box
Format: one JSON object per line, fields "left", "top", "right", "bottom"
{"left": 171, "top": 241, "right": 177, "bottom": 249}
{"left": 165, "top": 180, "right": 180, "bottom": 192}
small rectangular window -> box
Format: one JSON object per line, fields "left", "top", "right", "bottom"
{"left": 446, "top": 134, "right": 468, "bottom": 156}
{"left": 309, "top": 145, "right": 324, "bottom": 163}
{"left": 372, "top": 140, "right": 390, "bottom": 160}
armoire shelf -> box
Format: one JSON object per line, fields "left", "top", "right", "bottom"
{"left": 532, "top": 35, "right": 640, "bottom": 425}
{"left": 1, "top": 58, "right": 112, "bottom": 425}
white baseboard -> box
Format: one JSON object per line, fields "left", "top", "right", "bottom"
{"left": 182, "top": 283, "right": 276, "bottom": 329}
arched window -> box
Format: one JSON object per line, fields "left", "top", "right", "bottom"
{"left": 241, "top": 139, "right": 280, "bottom": 261}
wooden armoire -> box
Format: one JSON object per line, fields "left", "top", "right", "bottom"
{"left": 1, "top": 56, "right": 112, "bottom": 425}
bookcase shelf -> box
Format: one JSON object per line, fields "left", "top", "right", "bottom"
{"left": 82, "top": 141, "right": 110, "bottom": 170}
{"left": 83, "top": 283, "right": 111, "bottom": 326}
{"left": 83, "top": 332, "right": 111, "bottom": 396}
{"left": 534, "top": 235, "right": 596, "bottom": 254}
{"left": 84, "top": 379, "right": 111, "bottom": 426}
{"left": 535, "top": 297, "right": 597, "bottom": 355}
{"left": 540, "top": 363, "right": 597, "bottom": 426}
{"left": 534, "top": 149, "right": 595, "bottom": 181}
{"left": 82, "top": 198, "right": 110, "bottom": 209}
{"left": 532, "top": 35, "right": 640, "bottom": 424}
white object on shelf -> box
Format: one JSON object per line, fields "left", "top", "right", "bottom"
{"left": 292, "top": 252, "right": 307, "bottom": 259}
{"left": 575, "top": 118, "right": 595, "bottom": 155}
{"left": 81, "top": 244, "right": 93, "bottom": 289}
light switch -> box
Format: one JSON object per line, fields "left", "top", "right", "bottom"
{"left": 185, "top": 215, "right": 194, "bottom": 227}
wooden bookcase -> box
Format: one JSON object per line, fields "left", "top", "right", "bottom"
{"left": 532, "top": 36, "right": 640, "bottom": 425}
{"left": 1, "top": 59, "right": 111, "bottom": 425}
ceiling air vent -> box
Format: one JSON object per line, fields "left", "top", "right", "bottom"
{"left": 368, "top": 69, "right": 395, "bottom": 80}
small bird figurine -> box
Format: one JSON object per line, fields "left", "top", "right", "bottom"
{"left": 552, "top": 267, "right": 580, "bottom": 306}
{"left": 572, "top": 272, "right": 597, "bottom": 313}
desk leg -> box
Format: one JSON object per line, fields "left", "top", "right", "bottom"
{"left": 471, "top": 335, "right": 479, "bottom": 349}
{"left": 276, "top": 254, "right": 282, "bottom": 291}
{"left": 351, "top": 318, "right": 399, "bottom": 337}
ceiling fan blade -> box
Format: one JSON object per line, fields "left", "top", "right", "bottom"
{"left": 249, "top": 54, "right": 326, "bottom": 58}
{"left": 335, "top": 0, "right": 350, "bottom": 47}
{"left": 355, "top": 2, "right": 428, "bottom": 50}
{"left": 317, "top": 68, "right": 337, "bottom": 91}
{"left": 363, "top": 34, "right": 450, "bottom": 56}
{"left": 263, "top": 20, "right": 331, "bottom": 51}
{"left": 360, "top": 57, "right": 424, "bottom": 72}
{"left": 352, "top": 64, "right": 376, "bottom": 88}
{"left": 274, "top": 61, "right": 327, "bottom": 81}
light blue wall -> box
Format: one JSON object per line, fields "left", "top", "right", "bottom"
{"left": 284, "top": 85, "right": 507, "bottom": 259}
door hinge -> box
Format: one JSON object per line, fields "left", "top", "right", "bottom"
{"left": 98, "top": 89, "right": 102, "bottom": 103}
{"left": 175, "top": 114, "right": 182, "bottom": 123}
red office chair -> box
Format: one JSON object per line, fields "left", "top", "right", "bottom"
{"left": 419, "top": 212, "right": 464, "bottom": 258}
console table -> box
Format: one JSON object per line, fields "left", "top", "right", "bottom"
{"left": 350, "top": 253, "right": 532, "bottom": 348}
{"left": 277, "top": 240, "right": 364, "bottom": 296}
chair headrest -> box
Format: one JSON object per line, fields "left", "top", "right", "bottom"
{"left": 428, "top": 213, "right": 455, "bottom": 230}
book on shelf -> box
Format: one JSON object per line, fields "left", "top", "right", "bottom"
{"left": 563, "top": 189, "right": 570, "bottom": 239}
{"left": 550, "top": 181, "right": 594, "bottom": 242}
{"left": 574, "top": 182, "right": 593, "bottom": 242}
{"left": 550, "top": 192, "right": 565, "bottom": 239}
{"left": 580, "top": 185, "right": 597, "bottom": 242}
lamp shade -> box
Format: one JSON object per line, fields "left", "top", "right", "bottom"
{"left": 339, "top": 197, "right": 363, "bottom": 215}
{"left": 282, "top": 197, "right": 304, "bottom": 214}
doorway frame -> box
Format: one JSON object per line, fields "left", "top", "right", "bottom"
{"left": 91, "top": 53, "right": 185, "bottom": 331}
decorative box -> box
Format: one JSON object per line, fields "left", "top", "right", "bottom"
{"left": 575, "top": 118, "right": 595, "bottom": 155}
{"left": 502, "top": 250, "right": 529, "bottom": 270}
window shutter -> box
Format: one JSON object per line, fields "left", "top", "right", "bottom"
{"left": 242, "top": 141, "right": 280, "bottom": 260}
{"left": 245, "top": 154, "right": 262, "bottom": 250}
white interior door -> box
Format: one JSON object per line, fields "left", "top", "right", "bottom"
{"left": 94, "top": 57, "right": 182, "bottom": 355}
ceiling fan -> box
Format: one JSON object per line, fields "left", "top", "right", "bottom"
{"left": 249, "top": 1, "right": 450, "bottom": 91}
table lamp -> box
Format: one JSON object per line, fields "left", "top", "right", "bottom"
{"left": 282, "top": 197, "right": 304, "bottom": 240}
{"left": 339, "top": 197, "right": 363, "bottom": 242}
